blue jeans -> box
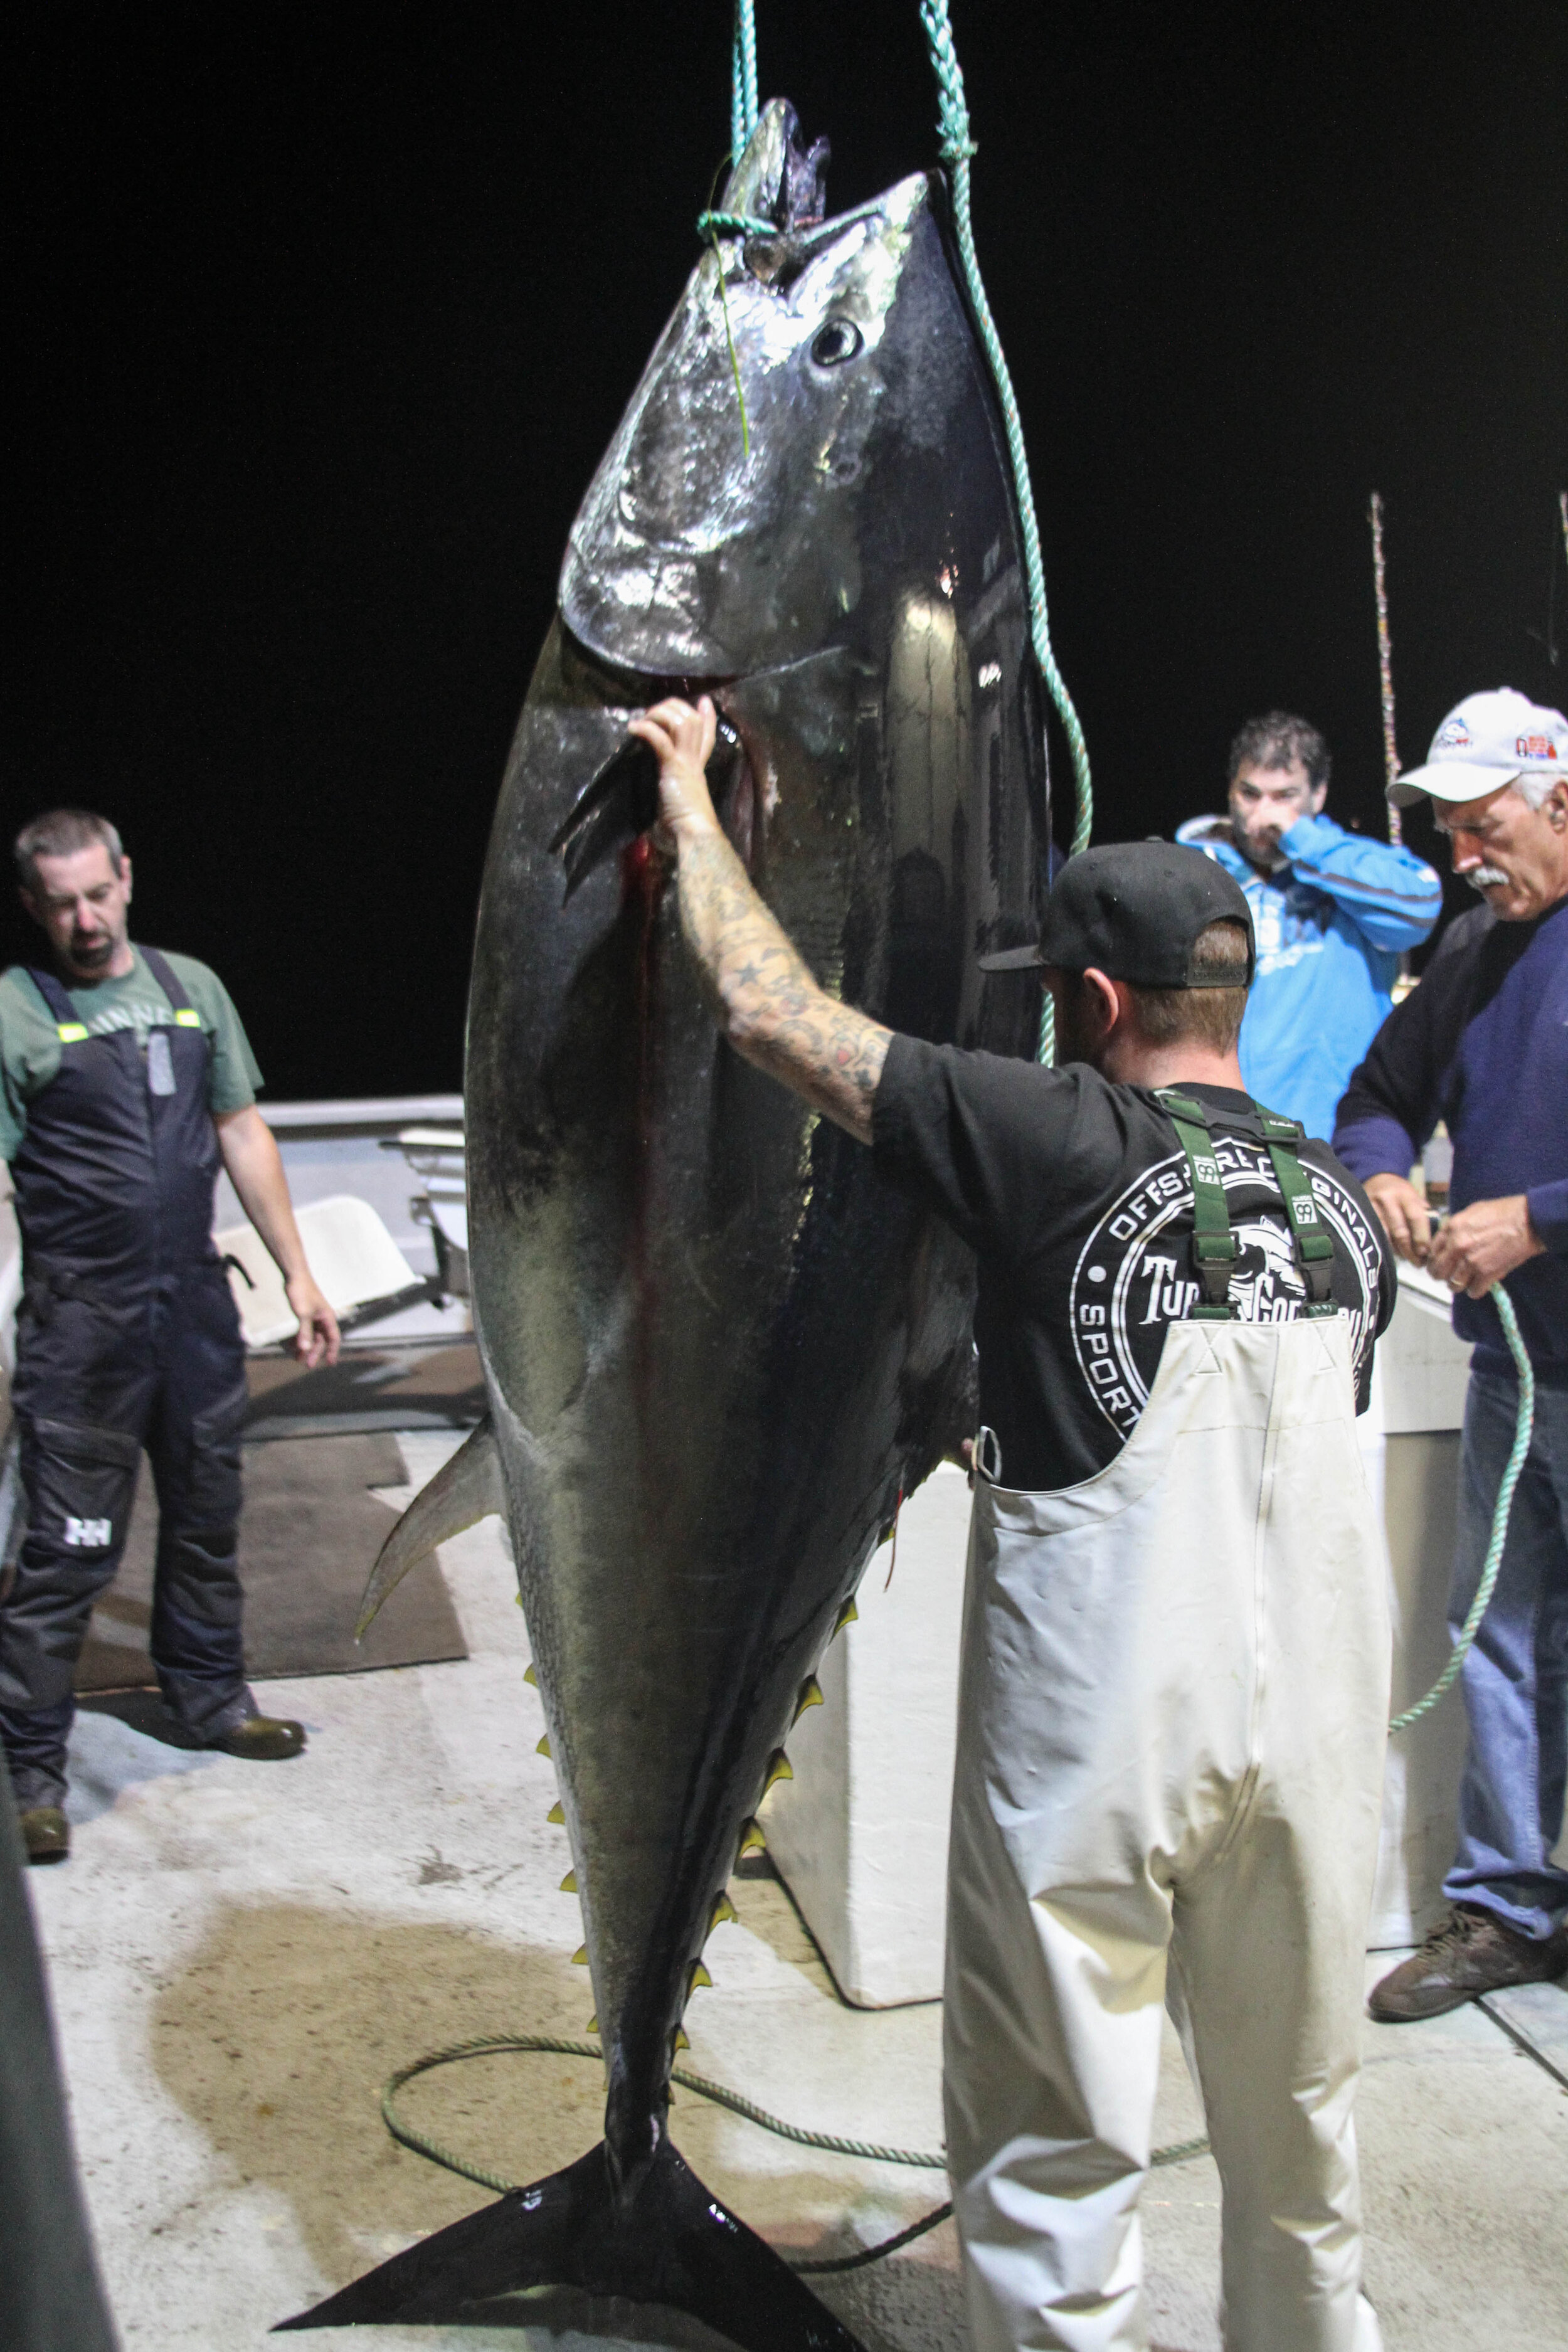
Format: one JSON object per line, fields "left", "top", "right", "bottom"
{"left": 1443, "top": 1369, "right": 1568, "bottom": 1940}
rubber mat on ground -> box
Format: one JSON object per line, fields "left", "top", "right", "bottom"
{"left": 73, "top": 1433, "right": 467, "bottom": 1691}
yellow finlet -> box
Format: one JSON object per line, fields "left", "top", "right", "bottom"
{"left": 792, "top": 1675, "right": 824, "bottom": 1724}
{"left": 572, "top": 1946, "right": 588, "bottom": 1965}
{"left": 709, "top": 1891, "right": 738, "bottom": 1932}
{"left": 547, "top": 1801, "right": 564, "bottom": 1825}
{"left": 536, "top": 1734, "right": 551, "bottom": 1757}
{"left": 673, "top": 2027, "right": 690, "bottom": 2052}
{"left": 524, "top": 1662, "right": 538, "bottom": 1685}
{"left": 761, "top": 1748, "right": 793, "bottom": 1794}
{"left": 586, "top": 2014, "right": 598, "bottom": 2033}
{"left": 833, "top": 1597, "right": 859, "bottom": 1636}
{"left": 688, "top": 1960, "right": 713, "bottom": 1991}
{"left": 736, "top": 1817, "right": 766, "bottom": 1858}
{"left": 560, "top": 1871, "right": 577, "bottom": 1894}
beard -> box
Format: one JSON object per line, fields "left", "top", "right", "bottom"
{"left": 68, "top": 931, "right": 115, "bottom": 970}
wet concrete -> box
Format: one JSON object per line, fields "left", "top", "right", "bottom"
{"left": 23, "top": 1433, "right": 1567, "bottom": 2351}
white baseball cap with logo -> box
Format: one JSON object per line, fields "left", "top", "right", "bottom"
{"left": 1389, "top": 686, "right": 1568, "bottom": 807}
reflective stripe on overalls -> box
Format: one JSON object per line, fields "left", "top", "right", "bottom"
{"left": 0, "top": 950, "right": 252, "bottom": 1806}
{"left": 945, "top": 1096, "right": 1389, "bottom": 2352}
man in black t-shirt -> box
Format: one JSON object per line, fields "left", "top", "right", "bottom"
{"left": 874, "top": 1026, "right": 1391, "bottom": 1495}
{"left": 628, "top": 696, "right": 1394, "bottom": 2352}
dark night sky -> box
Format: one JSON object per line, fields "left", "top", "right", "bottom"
{"left": 6, "top": 3, "right": 1565, "bottom": 1099}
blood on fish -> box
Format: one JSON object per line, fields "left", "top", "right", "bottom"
{"left": 622, "top": 830, "right": 668, "bottom": 1422}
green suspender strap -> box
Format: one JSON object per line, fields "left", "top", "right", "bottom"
{"left": 1254, "top": 1106, "right": 1338, "bottom": 1316}
{"left": 1155, "top": 1091, "right": 1338, "bottom": 1321}
{"left": 1155, "top": 1091, "right": 1241, "bottom": 1320}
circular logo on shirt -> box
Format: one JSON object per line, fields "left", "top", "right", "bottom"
{"left": 1069, "top": 1138, "right": 1382, "bottom": 1440}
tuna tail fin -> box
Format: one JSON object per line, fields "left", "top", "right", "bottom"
{"left": 356, "top": 1414, "right": 504, "bottom": 1638}
{"left": 274, "top": 2134, "right": 865, "bottom": 2351}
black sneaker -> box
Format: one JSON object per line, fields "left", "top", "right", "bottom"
{"left": 18, "top": 1805, "right": 70, "bottom": 1864}
{"left": 1369, "top": 1905, "right": 1568, "bottom": 2023}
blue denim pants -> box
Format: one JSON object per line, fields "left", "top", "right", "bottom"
{"left": 1443, "top": 1369, "right": 1568, "bottom": 1940}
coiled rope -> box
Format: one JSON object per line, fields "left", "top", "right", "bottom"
{"left": 379, "top": 2033, "right": 1210, "bottom": 2275}
{"left": 1389, "top": 1278, "right": 1534, "bottom": 1733}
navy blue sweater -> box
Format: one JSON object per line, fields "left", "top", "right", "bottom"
{"left": 1333, "top": 894, "right": 1568, "bottom": 1383}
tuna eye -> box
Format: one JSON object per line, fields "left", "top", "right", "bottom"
{"left": 811, "top": 320, "right": 863, "bottom": 367}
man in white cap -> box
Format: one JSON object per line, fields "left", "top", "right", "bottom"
{"left": 1333, "top": 687, "right": 1568, "bottom": 2015}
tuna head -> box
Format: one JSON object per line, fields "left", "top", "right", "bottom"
{"left": 560, "top": 100, "right": 957, "bottom": 681}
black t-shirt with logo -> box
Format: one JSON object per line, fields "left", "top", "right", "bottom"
{"left": 872, "top": 1036, "right": 1396, "bottom": 1493}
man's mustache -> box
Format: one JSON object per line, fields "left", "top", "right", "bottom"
{"left": 1465, "top": 865, "right": 1512, "bottom": 892}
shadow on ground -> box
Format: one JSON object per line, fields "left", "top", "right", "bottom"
{"left": 149, "top": 1900, "right": 967, "bottom": 2352}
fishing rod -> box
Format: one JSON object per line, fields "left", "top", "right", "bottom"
{"left": 1369, "top": 492, "right": 1402, "bottom": 845}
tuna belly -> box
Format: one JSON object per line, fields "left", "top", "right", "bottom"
{"left": 464, "top": 632, "right": 974, "bottom": 2137}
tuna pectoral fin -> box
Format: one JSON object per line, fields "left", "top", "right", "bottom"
{"left": 548, "top": 716, "right": 743, "bottom": 901}
{"left": 356, "top": 1415, "right": 504, "bottom": 1639}
{"left": 275, "top": 2135, "right": 866, "bottom": 2351}
{"left": 548, "top": 738, "right": 660, "bottom": 900}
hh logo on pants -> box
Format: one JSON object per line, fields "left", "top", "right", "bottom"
{"left": 63, "top": 1515, "right": 113, "bottom": 1549}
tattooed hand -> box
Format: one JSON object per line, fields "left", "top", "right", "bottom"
{"left": 625, "top": 697, "right": 891, "bottom": 1146}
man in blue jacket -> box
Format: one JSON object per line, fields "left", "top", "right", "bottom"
{"left": 1178, "top": 711, "right": 1441, "bottom": 1138}
{"left": 1333, "top": 687, "right": 1568, "bottom": 2015}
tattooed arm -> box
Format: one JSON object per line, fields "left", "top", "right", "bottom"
{"left": 627, "top": 696, "right": 891, "bottom": 1145}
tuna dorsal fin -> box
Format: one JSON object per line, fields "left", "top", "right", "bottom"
{"left": 356, "top": 1415, "right": 504, "bottom": 1638}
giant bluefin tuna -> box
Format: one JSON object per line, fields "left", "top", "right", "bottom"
{"left": 285, "top": 99, "right": 1048, "bottom": 2348}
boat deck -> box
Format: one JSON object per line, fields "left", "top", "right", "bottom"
{"left": 29, "top": 1429, "right": 1568, "bottom": 2352}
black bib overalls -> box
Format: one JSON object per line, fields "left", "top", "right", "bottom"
{"left": 0, "top": 950, "right": 253, "bottom": 1807}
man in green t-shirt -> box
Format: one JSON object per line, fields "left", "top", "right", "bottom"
{"left": 0, "top": 808, "right": 340, "bottom": 1863}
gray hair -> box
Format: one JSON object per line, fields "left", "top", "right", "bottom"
{"left": 1510, "top": 770, "right": 1565, "bottom": 811}
{"left": 14, "top": 810, "right": 125, "bottom": 895}
{"left": 1227, "top": 711, "right": 1332, "bottom": 795}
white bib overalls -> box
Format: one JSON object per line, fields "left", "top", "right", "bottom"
{"left": 944, "top": 1308, "right": 1389, "bottom": 2352}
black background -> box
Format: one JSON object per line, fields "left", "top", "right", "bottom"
{"left": 7, "top": 2, "right": 1565, "bottom": 1098}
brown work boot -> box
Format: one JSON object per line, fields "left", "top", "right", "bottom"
{"left": 18, "top": 1805, "right": 70, "bottom": 1864}
{"left": 211, "top": 1715, "right": 306, "bottom": 1761}
{"left": 1369, "top": 1905, "right": 1568, "bottom": 2023}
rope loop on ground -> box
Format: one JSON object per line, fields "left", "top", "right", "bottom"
{"left": 379, "top": 2034, "right": 1210, "bottom": 2274}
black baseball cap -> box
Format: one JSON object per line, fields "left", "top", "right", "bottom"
{"left": 978, "top": 842, "right": 1255, "bottom": 988}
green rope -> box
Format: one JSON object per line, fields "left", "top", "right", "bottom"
{"left": 712, "top": 3, "right": 1088, "bottom": 1063}
{"left": 379, "top": 2035, "right": 1210, "bottom": 2274}
{"left": 1389, "top": 1281, "right": 1534, "bottom": 1734}
{"left": 917, "top": 2, "right": 1089, "bottom": 1065}
{"left": 730, "top": 0, "right": 759, "bottom": 164}
{"left": 695, "top": 209, "right": 776, "bottom": 240}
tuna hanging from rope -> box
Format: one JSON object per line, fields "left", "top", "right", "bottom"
{"left": 281, "top": 90, "right": 1050, "bottom": 2352}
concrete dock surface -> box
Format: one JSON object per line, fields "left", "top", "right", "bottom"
{"left": 25, "top": 1433, "right": 1567, "bottom": 2352}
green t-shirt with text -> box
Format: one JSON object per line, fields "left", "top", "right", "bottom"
{"left": 0, "top": 947, "right": 263, "bottom": 1163}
